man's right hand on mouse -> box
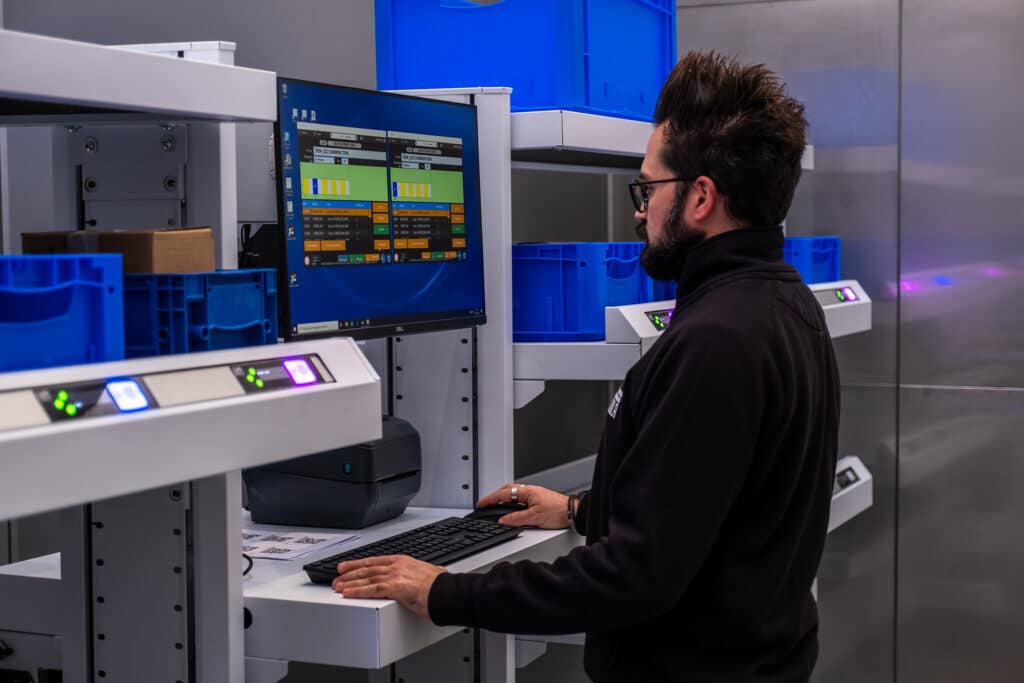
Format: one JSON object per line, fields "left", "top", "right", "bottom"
{"left": 475, "top": 483, "right": 571, "bottom": 529}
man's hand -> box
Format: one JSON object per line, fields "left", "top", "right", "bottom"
{"left": 332, "top": 556, "right": 446, "bottom": 619}
{"left": 476, "top": 483, "right": 570, "bottom": 529}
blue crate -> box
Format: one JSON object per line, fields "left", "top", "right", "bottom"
{"left": 650, "top": 278, "right": 678, "bottom": 302}
{"left": 0, "top": 254, "right": 124, "bottom": 372}
{"left": 124, "top": 270, "right": 278, "bottom": 358}
{"left": 783, "top": 236, "right": 841, "bottom": 284}
{"left": 376, "top": 0, "right": 676, "bottom": 121}
{"left": 513, "top": 242, "right": 672, "bottom": 341}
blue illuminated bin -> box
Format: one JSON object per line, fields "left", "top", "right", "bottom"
{"left": 376, "top": 0, "right": 677, "bottom": 121}
{"left": 513, "top": 242, "right": 674, "bottom": 341}
{"left": 0, "top": 254, "right": 124, "bottom": 372}
{"left": 783, "top": 236, "right": 841, "bottom": 284}
{"left": 123, "top": 269, "right": 278, "bottom": 358}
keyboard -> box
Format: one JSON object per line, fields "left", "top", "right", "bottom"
{"left": 303, "top": 516, "right": 523, "bottom": 585}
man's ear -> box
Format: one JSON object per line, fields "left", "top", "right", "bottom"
{"left": 691, "top": 176, "right": 717, "bottom": 221}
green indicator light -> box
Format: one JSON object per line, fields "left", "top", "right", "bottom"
{"left": 54, "top": 399, "right": 66, "bottom": 410}
{"left": 65, "top": 404, "right": 78, "bottom": 417}
{"left": 835, "top": 290, "right": 845, "bottom": 301}
{"left": 57, "top": 390, "right": 69, "bottom": 401}
{"left": 344, "top": 463, "right": 353, "bottom": 474}
{"left": 255, "top": 379, "right": 264, "bottom": 388}
{"left": 246, "top": 375, "right": 254, "bottom": 383}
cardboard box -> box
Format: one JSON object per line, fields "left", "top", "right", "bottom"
{"left": 22, "top": 227, "right": 215, "bottom": 273}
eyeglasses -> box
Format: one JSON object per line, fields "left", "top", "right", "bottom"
{"left": 628, "top": 177, "right": 693, "bottom": 213}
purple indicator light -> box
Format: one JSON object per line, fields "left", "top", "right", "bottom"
{"left": 283, "top": 359, "right": 317, "bottom": 386}
{"left": 842, "top": 287, "right": 858, "bottom": 301}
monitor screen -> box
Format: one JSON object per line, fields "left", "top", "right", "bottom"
{"left": 274, "top": 78, "right": 486, "bottom": 340}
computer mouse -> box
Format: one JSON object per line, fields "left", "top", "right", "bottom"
{"left": 464, "top": 502, "right": 528, "bottom": 524}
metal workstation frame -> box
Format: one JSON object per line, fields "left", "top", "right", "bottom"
{"left": 0, "top": 339, "right": 382, "bottom": 683}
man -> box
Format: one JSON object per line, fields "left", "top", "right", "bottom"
{"left": 332, "top": 51, "right": 840, "bottom": 682}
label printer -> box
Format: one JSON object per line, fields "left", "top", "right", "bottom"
{"left": 243, "top": 415, "right": 421, "bottom": 529}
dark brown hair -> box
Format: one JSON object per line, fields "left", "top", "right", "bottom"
{"left": 654, "top": 51, "right": 808, "bottom": 227}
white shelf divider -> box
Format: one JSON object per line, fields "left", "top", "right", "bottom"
{"left": 0, "top": 29, "right": 276, "bottom": 123}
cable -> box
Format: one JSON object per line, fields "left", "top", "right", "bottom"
{"left": 242, "top": 552, "right": 254, "bottom": 577}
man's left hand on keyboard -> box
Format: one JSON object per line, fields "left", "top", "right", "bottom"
{"left": 332, "top": 555, "right": 447, "bottom": 619}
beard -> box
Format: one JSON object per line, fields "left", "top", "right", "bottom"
{"left": 636, "top": 186, "right": 705, "bottom": 282}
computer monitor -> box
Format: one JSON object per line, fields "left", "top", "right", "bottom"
{"left": 274, "top": 78, "right": 486, "bottom": 340}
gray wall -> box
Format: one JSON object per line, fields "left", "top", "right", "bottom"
{"left": 1, "top": 0, "right": 376, "bottom": 87}
{"left": 677, "top": 1, "right": 900, "bottom": 682}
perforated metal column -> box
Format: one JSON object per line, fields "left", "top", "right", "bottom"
{"left": 392, "top": 329, "right": 476, "bottom": 508}
{"left": 90, "top": 484, "right": 190, "bottom": 682}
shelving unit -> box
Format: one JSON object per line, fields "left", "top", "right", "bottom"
{"left": 512, "top": 278, "right": 872, "bottom": 384}
{"left": 0, "top": 31, "right": 275, "bottom": 267}
{"left": 0, "top": 31, "right": 283, "bottom": 683}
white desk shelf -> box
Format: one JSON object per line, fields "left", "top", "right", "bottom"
{"left": 243, "top": 508, "right": 580, "bottom": 669}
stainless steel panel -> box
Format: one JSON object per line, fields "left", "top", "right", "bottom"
{"left": 901, "top": 0, "right": 1024, "bottom": 388}
{"left": 511, "top": 168, "right": 608, "bottom": 243}
{"left": 678, "top": 2, "right": 900, "bottom": 682}
{"left": 514, "top": 381, "right": 610, "bottom": 480}
{"left": 898, "top": 387, "right": 1024, "bottom": 682}
{"left": 900, "top": 3, "right": 1024, "bottom": 680}
{"left": 816, "top": 385, "right": 896, "bottom": 683}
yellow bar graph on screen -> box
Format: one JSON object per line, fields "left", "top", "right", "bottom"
{"left": 304, "top": 178, "right": 351, "bottom": 197}
{"left": 394, "top": 182, "right": 432, "bottom": 199}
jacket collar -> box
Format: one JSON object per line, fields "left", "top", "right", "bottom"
{"left": 674, "top": 225, "right": 787, "bottom": 302}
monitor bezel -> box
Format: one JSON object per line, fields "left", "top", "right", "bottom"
{"left": 273, "top": 76, "right": 487, "bottom": 342}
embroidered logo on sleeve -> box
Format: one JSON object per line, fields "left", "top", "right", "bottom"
{"left": 608, "top": 387, "right": 623, "bottom": 419}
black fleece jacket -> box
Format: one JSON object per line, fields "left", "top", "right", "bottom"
{"left": 428, "top": 225, "right": 841, "bottom": 682}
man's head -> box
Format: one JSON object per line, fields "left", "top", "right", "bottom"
{"left": 633, "top": 51, "right": 808, "bottom": 281}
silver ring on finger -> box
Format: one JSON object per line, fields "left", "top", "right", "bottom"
{"left": 510, "top": 485, "right": 519, "bottom": 503}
